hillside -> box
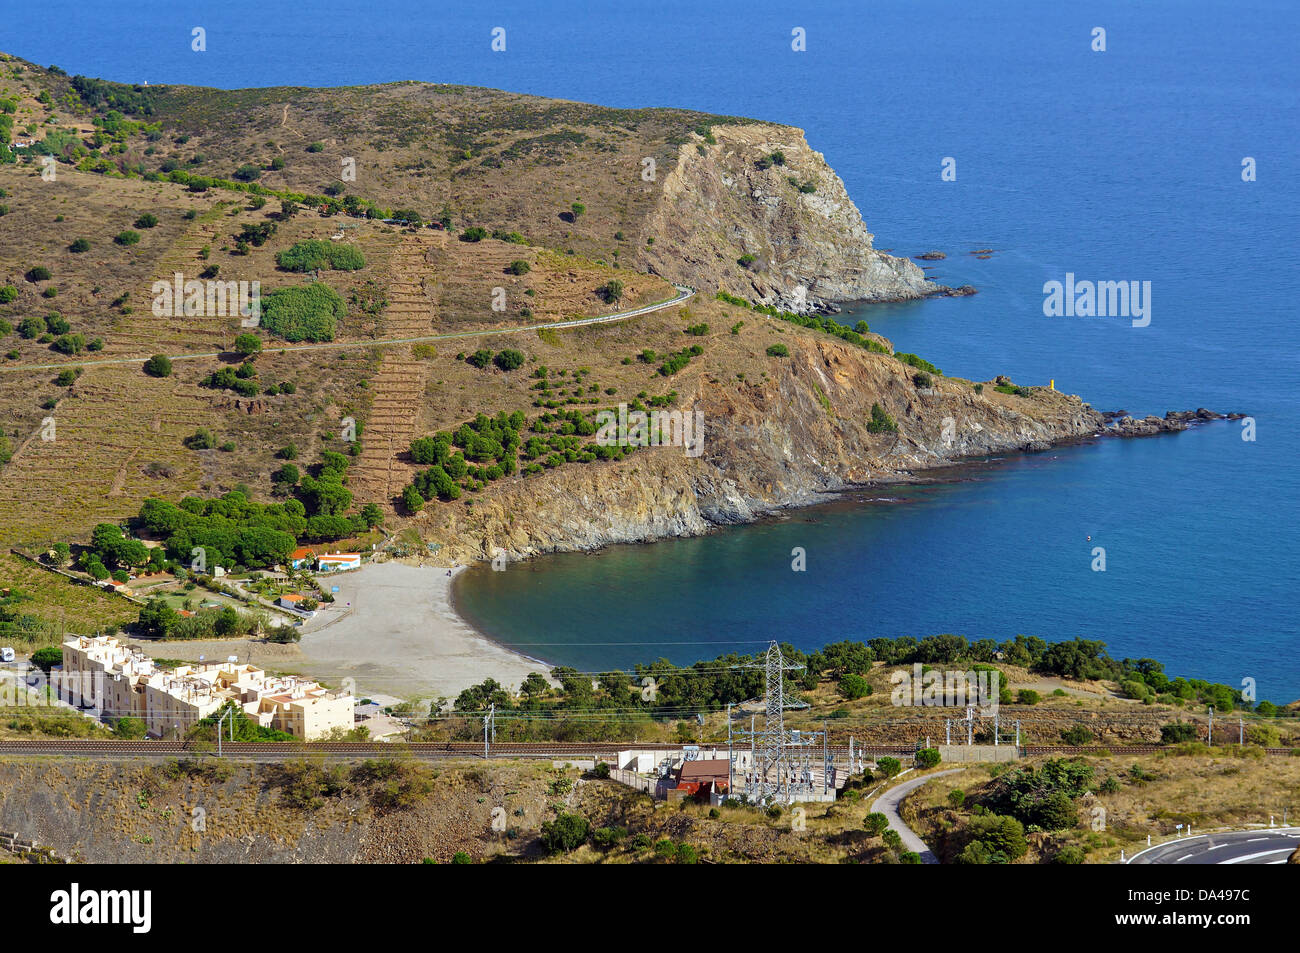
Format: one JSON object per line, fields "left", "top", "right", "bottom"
{"left": 0, "top": 51, "right": 1107, "bottom": 633}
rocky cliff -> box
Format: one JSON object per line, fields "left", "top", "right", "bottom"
{"left": 427, "top": 333, "right": 1103, "bottom": 565}
{"left": 640, "top": 124, "right": 937, "bottom": 312}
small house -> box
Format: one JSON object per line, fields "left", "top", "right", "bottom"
{"left": 288, "top": 547, "right": 315, "bottom": 570}
{"left": 316, "top": 553, "right": 361, "bottom": 572}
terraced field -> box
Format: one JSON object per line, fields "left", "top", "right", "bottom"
{"left": 349, "top": 232, "right": 443, "bottom": 503}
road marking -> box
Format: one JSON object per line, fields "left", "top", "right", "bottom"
{"left": 1176, "top": 853, "right": 1194, "bottom": 862}
{"left": 1245, "top": 837, "right": 1268, "bottom": 842}
{"left": 1221, "top": 848, "right": 1294, "bottom": 864}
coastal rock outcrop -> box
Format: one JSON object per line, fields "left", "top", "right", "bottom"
{"left": 639, "top": 124, "right": 937, "bottom": 313}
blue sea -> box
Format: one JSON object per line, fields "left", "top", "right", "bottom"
{"left": 15, "top": 1, "right": 1299, "bottom": 700}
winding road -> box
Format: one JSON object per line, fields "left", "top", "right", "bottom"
{"left": 1126, "top": 827, "right": 1300, "bottom": 865}
{"left": 0, "top": 284, "right": 696, "bottom": 373}
{"left": 870, "top": 768, "right": 965, "bottom": 863}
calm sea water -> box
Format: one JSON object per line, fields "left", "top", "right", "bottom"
{"left": 17, "top": 1, "right": 1299, "bottom": 699}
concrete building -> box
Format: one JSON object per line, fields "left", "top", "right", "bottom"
{"left": 288, "top": 547, "right": 315, "bottom": 570}
{"left": 61, "top": 635, "right": 352, "bottom": 740}
{"left": 316, "top": 552, "right": 361, "bottom": 572}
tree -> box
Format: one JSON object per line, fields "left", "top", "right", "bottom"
{"left": 570, "top": 201, "right": 585, "bottom": 219}
{"left": 597, "top": 280, "right": 623, "bottom": 303}
{"left": 864, "top": 813, "right": 889, "bottom": 836}
{"left": 137, "top": 597, "right": 178, "bottom": 638}
{"left": 359, "top": 502, "right": 384, "bottom": 529}
{"left": 233, "top": 333, "right": 261, "bottom": 356}
{"left": 143, "top": 354, "right": 172, "bottom": 377}
{"left": 876, "top": 756, "right": 902, "bottom": 779}
{"left": 838, "top": 673, "right": 871, "bottom": 700}
{"left": 401, "top": 484, "right": 424, "bottom": 513}
{"left": 30, "top": 646, "right": 63, "bottom": 672}
{"left": 915, "top": 748, "right": 942, "bottom": 769}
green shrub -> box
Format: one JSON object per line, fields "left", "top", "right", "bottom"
{"left": 1060, "top": 725, "right": 1093, "bottom": 745}
{"left": 493, "top": 349, "right": 525, "bottom": 371}
{"left": 143, "top": 354, "right": 172, "bottom": 377}
{"left": 916, "top": 748, "right": 942, "bottom": 769}
{"left": 459, "top": 226, "right": 488, "bottom": 242}
{"left": 260, "top": 284, "right": 345, "bottom": 342}
{"left": 765, "top": 343, "right": 789, "bottom": 357}
{"left": 115, "top": 230, "right": 140, "bottom": 246}
{"left": 26, "top": 266, "right": 52, "bottom": 282}
{"left": 134, "top": 212, "right": 159, "bottom": 228}
{"left": 275, "top": 239, "right": 365, "bottom": 272}
{"left": 539, "top": 813, "right": 590, "bottom": 853}
{"left": 505, "top": 259, "right": 530, "bottom": 275}
{"left": 867, "top": 403, "right": 898, "bottom": 434}
{"left": 68, "top": 237, "right": 91, "bottom": 252}
{"left": 838, "top": 673, "right": 871, "bottom": 700}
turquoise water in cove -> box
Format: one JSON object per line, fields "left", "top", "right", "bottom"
{"left": 16, "top": 0, "right": 1298, "bottom": 699}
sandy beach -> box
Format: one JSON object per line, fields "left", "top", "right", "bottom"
{"left": 147, "top": 562, "right": 549, "bottom": 702}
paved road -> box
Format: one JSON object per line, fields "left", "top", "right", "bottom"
{"left": 871, "top": 768, "right": 965, "bottom": 863}
{"left": 0, "top": 285, "right": 695, "bottom": 373}
{"left": 1127, "top": 827, "right": 1300, "bottom": 865}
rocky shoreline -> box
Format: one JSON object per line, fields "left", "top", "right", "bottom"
{"left": 1100, "top": 407, "right": 1247, "bottom": 438}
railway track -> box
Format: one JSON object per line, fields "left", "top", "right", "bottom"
{"left": 0, "top": 739, "right": 1291, "bottom": 761}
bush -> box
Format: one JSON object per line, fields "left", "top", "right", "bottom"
{"left": 913, "top": 370, "right": 933, "bottom": 388}
{"left": 597, "top": 280, "right": 623, "bottom": 303}
{"left": 26, "top": 266, "right": 52, "bottom": 282}
{"left": 765, "top": 343, "right": 789, "bottom": 357}
{"left": 1017, "top": 689, "right": 1040, "bottom": 705}
{"left": 539, "top": 812, "right": 590, "bottom": 853}
{"left": 876, "top": 756, "right": 902, "bottom": 779}
{"left": 1052, "top": 845, "right": 1086, "bottom": 864}
{"left": 864, "top": 812, "right": 889, "bottom": 836}
{"left": 134, "top": 213, "right": 159, "bottom": 228}
{"left": 143, "top": 354, "right": 172, "bottom": 377}
{"left": 276, "top": 239, "right": 365, "bottom": 272}
{"left": 260, "top": 283, "right": 345, "bottom": 342}
{"left": 306, "top": 141, "right": 324, "bottom": 153}
{"left": 1160, "top": 722, "right": 1198, "bottom": 745}
{"left": 115, "top": 230, "right": 141, "bottom": 246}
{"left": 183, "top": 427, "right": 216, "bottom": 450}
{"left": 493, "top": 349, "right": 524, "bottom": 371}
{"left": 459, "top": 226, "right": 488, "bottom": 242}
{"left": 505, "top": 259, "right": 530, "bottom": 275}
{"left": 867, "top": 402, "right": 898, "bottom": 434}
{"left": 947, "top": 789, "right": 966, "bottom": 808}
{"left": 1060, "top": 725, "right": 1093, "bottom": 745}
{"left": 0, "top": 285, "right": 17, "bottom": 303}
{"left": 68, "top": 238, "right": 91, "bottom": 253}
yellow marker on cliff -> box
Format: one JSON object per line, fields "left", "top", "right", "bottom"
{"left": 1050, "top": 379, "right": 1055, "bottom": 390}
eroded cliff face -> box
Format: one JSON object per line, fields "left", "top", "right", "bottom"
{"left": 637, "top": 124, "right": 936, "bottom": 312}
{"left": 427, "top": 336, "right": 1103, "bottom": 565}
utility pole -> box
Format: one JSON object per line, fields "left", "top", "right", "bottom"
{"left": 727, "top": 703, "right": 733, "bottom": 798}
{"left": 1207, "top": 706, "right": 1214, "bottom": 745}
{"left": 966, "top": 706, "right": 974, "bottom": 746}
{"left": 1239, "top": 717, "right": 1244, "bottom": 746}
{"left": 483, "top": 703, "right": 495, "bottom": 759}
